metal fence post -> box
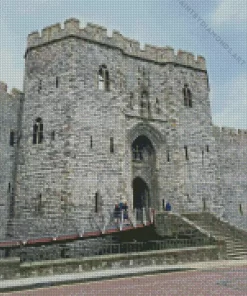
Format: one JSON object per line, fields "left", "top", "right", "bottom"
{"left": 143, "top": 208, "right": 147, "bottom": 225}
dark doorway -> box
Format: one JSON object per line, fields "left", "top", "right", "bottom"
{"left": 133, "top": 177, "right": 149, "bottom": 209}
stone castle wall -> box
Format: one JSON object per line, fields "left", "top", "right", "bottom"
{"left": 0, "top": 19, "right": 247, "bottom": 240}
{"left": 0, "top": 83, "right": 22, "bottom": 239}
{"left": 14, "top": 18, "right": 219, "bottom": 237}
{"left": 175, "top": 67, "right": 222, "bottom": 215}
{"left": 214, "top": 127, "right": 247, "bottom": 229}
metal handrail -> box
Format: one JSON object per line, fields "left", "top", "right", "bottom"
{"left": 16, "top": 237, "right": 214, "bottom": 262}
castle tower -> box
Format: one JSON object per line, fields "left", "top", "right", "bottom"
{"left": 10, "top": 19, "right": 223, "bottom": 238}
{"left": 0, "top": 82, "right": 23, "bottom": 240}
{"left": 173, "top": 51, "right": 222, "bottom": 214}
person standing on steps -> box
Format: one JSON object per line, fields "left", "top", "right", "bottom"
{"left": 165, "top": 201, "right": 172, "bottom": 212}
{"left": 119, "top": 198, "right": 124, "bottom": 224}
{"left": 123, "top": 201, "right": 129, "bottom": 224}
{"left": 114, "top": 204, "right": 120, "bottom": 224}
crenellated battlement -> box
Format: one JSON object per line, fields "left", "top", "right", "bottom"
{"left": 213, "top": 126, "right": 247, "bottom": 139}
{"left": 0, "top": 81, "right": 22, "bottom": 97}
{"left": 26, "top": 18, "right": 206, "bottom": 70}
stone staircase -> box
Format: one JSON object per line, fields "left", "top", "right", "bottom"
{"left": 183, "top": 212, "right": 247, "bottom": 260}
{"left": 154, "top": 212, "right": 212, "bottom": 240}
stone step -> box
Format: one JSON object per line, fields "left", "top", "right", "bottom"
{"left": 225, "top": 241, "right": 247, "bottom": 246}
{"left": 226, "top": 249, "right": 247, "bottom": 254}
{"left": 225, "top": 243, "right": 247, "bottom": 249}
{"left": 227, "top": 256, "right": 246, "bottom": 260}
{"left": 227, "top": 250, "right": 247, "bottom": 255}
{"left": 184, "top": 216, "right": 247, "bottom": 261}
{"left": 227, "top": 254, "right": 247, "bottom": 259}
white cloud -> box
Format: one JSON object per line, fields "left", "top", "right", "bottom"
{"left": 211, "top": 0, "right": 247, "bottom": 27}
{"left": 212, "top": 74, "right": 247, "bottom": 129}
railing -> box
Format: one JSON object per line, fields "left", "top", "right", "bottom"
{"left": 0, "top": 207, "right": 155, "bottom": 251}
{"left": 113, "top": 207, "right": 154, "bottom": 231}
{"left": 16, "top": 237, "right": 214, "bottom": 263}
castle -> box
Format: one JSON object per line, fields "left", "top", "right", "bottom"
{"left": 1, "top": 18, "right": 247, "bottom": 241}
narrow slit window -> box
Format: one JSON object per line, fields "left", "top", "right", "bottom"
{"left": 9, "top": 189, "right": 15, "bottom": 218}
{"left": 37, "top": 193, "right": 42, "bottom": 212}
{"left": 184, "top": 145, "right": 189, "bottom": 160}
{"left": 95, "top": 192, "right": 99, "bottom": 213}
{"left": 202, "top": 150, "right": 204, "bottom": 165}
{"left": 51, "top": 131, "right": 55, "bottom": 141}
{"left": 167, "top": 150, "right": 170, "bottom": 162}
{"left": 239, "top": 204, "right": 243, "bottom": 216}
{"left": 10, "top": 131, "right": 15, "bottom": 146}
{"left": 38, "top": 79, "right": 42, "bottom": 93}
{"left": 206, "top": 145, "right": 209, "bottom": 152}
{"left": 8, "top": 183, "right": 11, "bottom": 193}
{"left": 90, "top": 136, "right": 93, "bottom": 149}
{"left": 189, "top": 97, "right": 193, "bottom": 108}
{"left": 110, "top": 137, "right": 114, "bottom": 153}
{"left": 33, "top": 118, "right": 43, "bottom": 144}
{"left": 56, "top": 76, "right": 59, "bottom": 88}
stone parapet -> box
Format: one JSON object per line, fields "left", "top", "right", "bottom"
{"left": 213, "top": 125, "right": 247, "bottom": 139}
{"left": 26, "top": 18, "right": 206, "bottom": 70}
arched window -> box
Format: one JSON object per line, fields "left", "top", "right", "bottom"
{"left": 33, "top": 118, "right": 43, "bottom": 144}
{"left": 98, "top": 65, "right": 110, "bottom": 91}
{"left": 183, "top": 84, "right": 192, "bottom": 107}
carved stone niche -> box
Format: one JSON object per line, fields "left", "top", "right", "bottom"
{"left": 129, "top": 92, "right": 134, "bottom": 109}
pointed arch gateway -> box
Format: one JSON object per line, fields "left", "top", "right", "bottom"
{"left": 129, "top": 123, "right": 164, "bottom": 211}
{"left": 131, "top": 133, "right": 157, "bottom": 210}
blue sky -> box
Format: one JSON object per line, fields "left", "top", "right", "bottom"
{"left": 0, "top": 0, "right": 246, "bottom": 128}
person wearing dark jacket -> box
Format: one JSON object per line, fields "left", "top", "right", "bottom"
{"left": 165, "top": 202, "right": 171, "bottom": 212}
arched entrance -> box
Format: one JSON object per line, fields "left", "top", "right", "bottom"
{"left": 133, "top": 177, "right": 149, "bottom": 209}
{"left": 131, "top": 135, "right": 156, "bottom": 209}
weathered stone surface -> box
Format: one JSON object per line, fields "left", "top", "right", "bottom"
{"left": 0, "top": 19, "right": 246, "bottom": 241}
{"left": 3, "top": 246, "right": 221, "bottom": 280}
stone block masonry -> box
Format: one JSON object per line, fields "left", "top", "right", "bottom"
{"left": 26, "top": 18, "right": 206, "bottom": 70}
{"left": 0, "top": 83, "right": 23, "bottom": 239}
{"left": 0, "top": 18, "right": 246, "bottom": 241}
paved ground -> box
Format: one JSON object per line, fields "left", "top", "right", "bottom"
{"left": 2, "top": 264, "right": 247, "bottom": 296}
